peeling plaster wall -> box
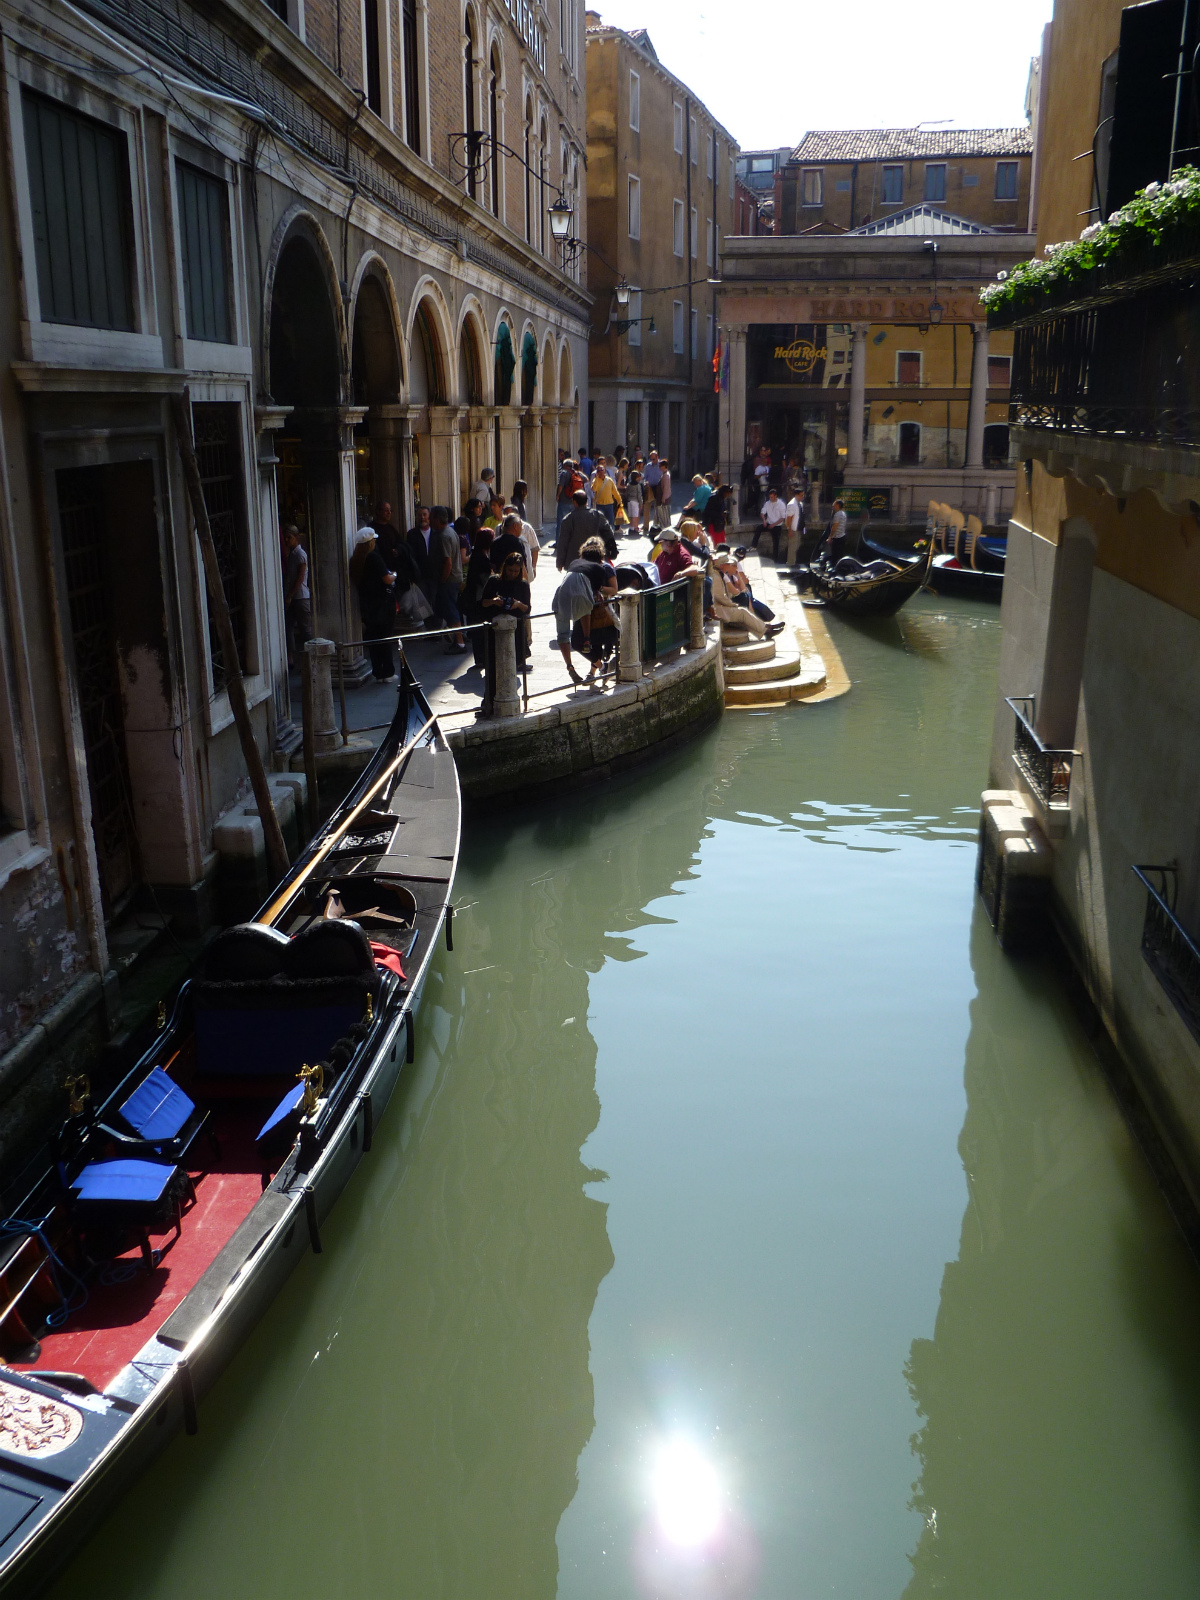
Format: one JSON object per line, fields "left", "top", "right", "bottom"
{"left": 0, "top": 853, "right": 86, "bottom": 1056}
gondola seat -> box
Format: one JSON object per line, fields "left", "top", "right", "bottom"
{"left": 192, "top": 921, "right": 380, "bottom": 1083}
{"left": 69, "top": 1158, "right": 190, "bottom": 1272}
{"left": 99, "top": 1067, "right": 213, "bottom": 1165}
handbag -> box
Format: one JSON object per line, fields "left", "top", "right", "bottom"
{"left": 397, "top": 584, "right": 433, "bottom": 623}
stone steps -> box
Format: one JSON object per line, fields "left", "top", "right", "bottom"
{"left": 722, "top": 638, "right": 776, "bottom": 665}
{"left": 723, "top": 646, "right": 805, "bottom": 685}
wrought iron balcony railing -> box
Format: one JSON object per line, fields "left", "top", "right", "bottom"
{"left": 1133, "top": 865, "right": 1200, "bottom": 1045}
{"left": 1005, "top": 696, "right": 1076, "bottom": 813}
{"left": 1007, "top": 275, "right": 1200, "bottom": 449}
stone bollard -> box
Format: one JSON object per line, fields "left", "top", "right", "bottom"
{"left": 617, "top": 590, "right": 643, "bottom": 682}
{"left": 687, "top": 571, "right": 706, "bottom": 650}
{"left": 491, "top": 616, "right": 521, "bottom": 718}
{"left": 302, "top": 639, "right": 341, "bottom": 752}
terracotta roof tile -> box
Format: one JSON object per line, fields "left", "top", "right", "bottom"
{"left": 790, "top": 127, "right": 1034, "bottom": 162}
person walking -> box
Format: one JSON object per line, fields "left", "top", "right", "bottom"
{"left": 556, "top": 490, "right": 607, "bottom": 569}
{"left": 591, "top": 460, "right": 622, "bottom": 530}
{"left": 349, "top": 527, "right": 398, "bottom": 681}
{"left": 754, "top": 487, "right": 787, "bottom": 562}
{"left": 282, "top": 525, "right": 312, "bottom": 668}
{"left": 656, "top": 458, "right": 673, "bottom": 527}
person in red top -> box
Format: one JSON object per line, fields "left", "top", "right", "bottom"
{"left": 653, "top": 527, "right": 703, "bottom": 585}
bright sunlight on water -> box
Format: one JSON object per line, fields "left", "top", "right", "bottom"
{"left": 49, "top": 594, "right": 1200, "bottom": 1600}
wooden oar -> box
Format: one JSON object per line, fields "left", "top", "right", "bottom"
{"left": 257, "top": 715, "right": 436, "bottom": 925}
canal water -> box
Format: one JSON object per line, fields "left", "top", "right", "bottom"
{"left": 52, "top": 594, "right": 1200, "bottom": 1599}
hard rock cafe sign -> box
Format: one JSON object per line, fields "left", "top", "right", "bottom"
{"left": 773, "top": 337, "right": 827, "bottom": 377}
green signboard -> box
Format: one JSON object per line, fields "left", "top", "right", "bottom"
{"left": 642, "top": 583, "right": 689, "bottom": 661}
{"left": 841, "top": 487, "right": 892, "bottom": 518}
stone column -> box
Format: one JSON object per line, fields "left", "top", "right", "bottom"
{"left": 254, "top": 404, "right": 298, "bottom": 755}
{"left": 617, "top": 590, "right": 643, "bottom": 682}
{"left": 967, "top": 323, "right": 989, "bottom": 469}
{"left": 985, "top": 481, "right": 999, "bottom": 527}
{"left": 303, "top": 639, "right": 341, "bottom": 751}
{"left": 490, "top": 616, "right": 521, "bottom": 718}
{"left": 719, "top": 323, "right": 747, "bottom": 491}
{"left": 427, "top": 406, "right": 460, "bottom": 510}
{"left": 848, "top": 322, "right": 869, "bottom": 470}
{"left": 497, "top": 409, "right": 521, "bottom": 501}
{"left": 687, "top": 570, "right": 705, "bottom": 650}
{"left": 337, "top": 405, "right": 371, "bottom": 684}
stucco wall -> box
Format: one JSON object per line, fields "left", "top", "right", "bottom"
{"left": 1035, "top": 0, "right": 1126, "bottom": 250}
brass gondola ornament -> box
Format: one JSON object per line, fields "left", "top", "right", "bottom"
{"left": 64, "top": 1074, "right": 90, "bottom": 1116}
{"left": 298, "top": 1062, "right": 324, "bottom": 1117}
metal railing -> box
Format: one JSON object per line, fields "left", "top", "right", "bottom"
{"left": 1005, "top": 696, "right": 1076, "bottom": 812}
{"left": 1133, "top": 865, "right": 1200, "bottom": 1045}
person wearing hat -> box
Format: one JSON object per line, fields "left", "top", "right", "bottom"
{"left": 711, "top": 549, "right": 768, "bottom": 639}
{"left": 654, "top": 525, "right": 702, "bottom": 586}
{"left": 349, "top": 526, "right": 398, "bottom": 681}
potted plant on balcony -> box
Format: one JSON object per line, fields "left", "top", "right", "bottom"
{"left": 983, "top": 167, "right": 1200, "bottom": 328}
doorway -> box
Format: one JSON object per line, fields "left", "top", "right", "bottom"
{"left": 56, "top": 462, "right": 171, "bottom": 921}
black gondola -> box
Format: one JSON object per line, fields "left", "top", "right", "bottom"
{"left": 802, "top": 539, "right": 933, "bottom": 618}
{"left": 861, "top": 533, "right": 1003, "bottom": 602}
{"left": 0, "top": 657, "right": 458, "bottom": 1597}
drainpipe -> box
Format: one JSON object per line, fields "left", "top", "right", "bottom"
{"left": 685, "top": 94, "right": 694, "bottom": 473}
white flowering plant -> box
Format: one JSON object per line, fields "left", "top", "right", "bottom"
{"left": 981, "top": 167, "right": 1200, "bottom": 317}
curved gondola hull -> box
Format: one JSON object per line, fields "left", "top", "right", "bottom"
{"left": 925, "top": 554, "right": 1003, "bottom": 601}
{"left": 0, "top": 661, "right": 459, "bottom": 1597}
{"left": 804, "top": 544, "right": 933, "bottom": 618}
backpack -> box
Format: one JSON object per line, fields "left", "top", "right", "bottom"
{"left": 570, "top": 469, "right": 587, "bottom": 496}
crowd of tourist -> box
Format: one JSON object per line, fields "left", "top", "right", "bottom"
{"left": 282, "top": 444, "right": 813, "bottom": 695}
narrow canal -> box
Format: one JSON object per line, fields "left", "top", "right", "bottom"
{"left": 53, "top": 595, "right": 1200, "bottom": 1599}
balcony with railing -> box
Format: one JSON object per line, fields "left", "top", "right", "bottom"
{"left": 1005, "top": 696, "right": 1077, "bottom": 819}
{"left": 1133, "top": 865, "right": 1200, "bottom": 1046}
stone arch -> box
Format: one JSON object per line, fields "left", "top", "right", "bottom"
{"left": 519, "top": 326, "right": 539, "bottom": 407}
{"left": 493, "top": 309, "right": 517, "bottom": 407}
{"left": 349, "top": 254, "right": 406, "bottom": 399}
{"left": 350, "top": 260, "right": 403, "bottom": 406}
{"left": 456, "top": 298, "right": 488, "bottom": 406}
{"left": 541, "top": 332, "right": 558, "bottom": 406}
{"left": 264, "top": 208, "right": 346, "bottom": 404}
{"left": 558, "top": 339, "right": 573, "bottom": 412}
{"left": 407, "top": 279, "right": 452, "bottom": 405}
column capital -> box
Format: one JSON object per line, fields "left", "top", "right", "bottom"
{"left": 972, "top": 321, "right": 989, "bottom": 339}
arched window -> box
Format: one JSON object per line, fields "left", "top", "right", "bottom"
{"left": 489, "top": 48, "right": 501, "bottom": 215}
{"left": 524, "top": 99, "right": 533, "bottom": 244}
{"left": 520, "top": 331, "right": 538, "bottom": 406}
{"left": 539, "top": 117, "right": 548, "bottom": 252}
{"left": 494, "top": 323, "right": 515, "bottom": 406}
{"left": 464, "top": 15, "right": 478, "bottom": 200}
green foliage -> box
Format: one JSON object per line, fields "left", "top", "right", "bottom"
{"left": 981, "top": 167, "right": 1200, "bottom": 316}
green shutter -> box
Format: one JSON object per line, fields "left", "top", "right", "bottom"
{"left": 177, "top": 162, "right": 232, "bottom": 344}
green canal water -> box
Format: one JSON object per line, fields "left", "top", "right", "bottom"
{"left": 53, "top": 595, "right": 1200, "bottom": 1599}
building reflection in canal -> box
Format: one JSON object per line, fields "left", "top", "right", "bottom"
{"left": 902, "top": 911, "right": 1200, "bottom": 1599}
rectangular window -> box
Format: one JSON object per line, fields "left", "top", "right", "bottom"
{"left": 628, "top": 288, "right": 642, "bottom": 347}
{"left": 690, "top": 205, "right": 698, "bottom": 258}
{"left": 193, "top": 403, "right": 250, "bottom": 688}
{"left": 364, "top": 0, "right": 382, "bottom": 115}
{"left": 402, "top": 0, "right": 421, "bottom": 153}
{"left": 706, "top": 217, "right": 714, "bottom": 268}
{"left": 881, "top": 164, "right": 903, "bottom": 203}
{"left": 729, "top": 152, "right": 736, "bottom": 199}
{"left": 988, "top": 355, "right": 1012, "bottom": 387}
{"left": 962, "top": 172, "right": 979, "bottom": 187}
{"left": 835, "top": 178, "right": 851, "bottom": 192}
{"left": 690, "top": 307, "right": 698, "bottom": 359}
{"left": 706, "top": 131, "right": 714, "bottom": 178}
{"left": 176, "top": 162, "right": 232, "bottom": 345}
{"left": 672, "top": 300, "right": 684, "bottom": 354}
{"left": 22, "top": 91, "right": 134, "bottom": 331}
{"left": 801, "top": 167, "right": 823, "bottom": 206}
{"left": 924, "top": 163, "right": 947, "bottom": 201}
{"left": 629, "top": 70, "right": 640, "bottom": 132}
{"left": 690, "top": 115, "right": 697, "bottom": 162}
{"left": 706, "top": 312, "right": 714, "bottom": 362}
{"left": 897, "top": 350, "right": 922, "bottom": 386}
{"left": 673, "top": 198, "right": 684, "bottom": 257}
{"left": 674, "top": 102, "right": 683, "bottom": 154}
{"left": 995, "top": 160, "right": 1018, "bottom": 199}
{"left": 750, "top": 156, "right": 774, "bottom": 172}
{"left": 627, "top": 173, "right": 641, "bottom": 239}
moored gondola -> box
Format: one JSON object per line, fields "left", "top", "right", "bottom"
{"left": 861, "top": 533, "right": 1003, "bottom": 602}
{"left": 0, "top": 656, "right": 458, "bottom": 1597}
{"left": 801, "top": 539, "right": 933, "bottom": 618}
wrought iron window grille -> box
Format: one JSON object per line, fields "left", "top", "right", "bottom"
{"left": 1005, "top": 695, "right": 1078, "bottom": 812}
{"left": 1133, "top": 864, "right": 1200, "bottom": 1046}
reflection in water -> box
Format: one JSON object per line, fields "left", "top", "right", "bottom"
{"left": 903, "top": 912, "right": 1200, "bottom": 1599}
{"left": 42, "top": 594, "right": 1200, "bottom": 1600}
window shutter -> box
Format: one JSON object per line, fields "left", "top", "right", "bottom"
{"left": 1106, "top": 0, "right": 1186, "bottom": 215}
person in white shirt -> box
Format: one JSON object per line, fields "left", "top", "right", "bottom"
{"left": 754, "top": 488, "right": 788, "bottom": 562}
{"left": 784, "top": 492, "right": 806, "bottom": 567}
{"left": 472, "top": 466, "right": 496, "bottom": 506}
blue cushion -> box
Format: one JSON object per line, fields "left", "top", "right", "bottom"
{"left": 119, "top": 1067, "right": 194, "bottom": 1143}
{"left": 71, "top": 1159, "right": 176, "bottom": 1205}
{"left": 256, "top": 1083, "right": 305, "bottom": 1144}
